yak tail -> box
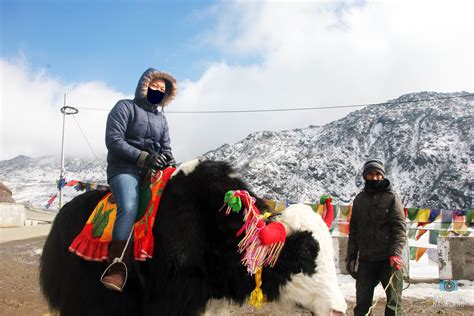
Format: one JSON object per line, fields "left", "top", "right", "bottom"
{"left": 39, "top": 216, "right": 62, "bottom": 311}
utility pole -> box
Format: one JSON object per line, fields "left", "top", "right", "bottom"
{"left": 59, "top": 94, "right": 78, "bottom": 208}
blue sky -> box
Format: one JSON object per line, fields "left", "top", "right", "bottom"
{"left": 2, "top": 0, "right": 219, "bottom": 92}
{"left": 1, "top": 0, "right": 472, "bottom": 161}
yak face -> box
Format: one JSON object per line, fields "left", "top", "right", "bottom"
{"left": 274, "top": 204, "right": 347, "bottom": 315}
{"left": 175, "top": 160, "right": 347, "bottom": 315}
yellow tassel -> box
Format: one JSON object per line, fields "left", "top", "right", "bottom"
{"left": 248, "top": 266, "right": 266, "bottom": 308}
{"left": 317, "top": 204, "right": 325, "bottom": 216}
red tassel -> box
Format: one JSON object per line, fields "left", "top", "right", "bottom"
{"left": 258, "top": 222, "right": 286, "bottom": 245}
{"left": 323, "top": 198, "right": 334, "bottom": 229}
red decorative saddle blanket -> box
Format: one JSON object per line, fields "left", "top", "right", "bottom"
{"left": 68, "top": 167, "right": 176, "bottom": 261}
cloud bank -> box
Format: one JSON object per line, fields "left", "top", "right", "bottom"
{"left": 1, "top": 0, "right": 472, "bottom": 162}
{"left": 0, "top": 57, "right": 126, "bottom": 160}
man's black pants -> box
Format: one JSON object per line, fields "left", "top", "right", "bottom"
{"left": 354, "top": 259, "right": 403, "bottom": 316}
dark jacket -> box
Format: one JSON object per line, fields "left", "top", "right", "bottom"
{"left": 347, "top": 179, "right": 406, "bottom": 261}
{"left": 105, "top": 68, "right": 177, "bottom": 182}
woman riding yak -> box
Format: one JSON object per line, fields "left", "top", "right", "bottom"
{"left": 101, "top": 68, "right": 177, "bottom": 291}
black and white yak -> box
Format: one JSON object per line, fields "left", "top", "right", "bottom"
{"left": 40, "top": 160, "right": 347, "bottom": 315}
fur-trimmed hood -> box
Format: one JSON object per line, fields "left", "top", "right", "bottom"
{"left": 134, "top": 68, "right": 177, "bottom": 108}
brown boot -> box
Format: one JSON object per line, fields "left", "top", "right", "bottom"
{"left": 100, "top": 240, "right": 133, "bottom": 291}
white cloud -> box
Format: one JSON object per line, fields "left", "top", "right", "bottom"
{"left": 1, "top": 0, "right": 472, "bottom": 163}
{"left": 0, "top": 57, "right": 127, "bottom": 161}
{"left": 166, "top": 0, "right": 472, "bottom": 159}
{"left": 193, "top": 0, "right": 472, "bottom": 101}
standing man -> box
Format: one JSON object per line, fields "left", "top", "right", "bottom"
{"left": 346, "top": 159, "right": 406, "bottom": 315}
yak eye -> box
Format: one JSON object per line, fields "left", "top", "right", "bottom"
{"left": 299, "top": 245, "right": 312, "bottom": 256}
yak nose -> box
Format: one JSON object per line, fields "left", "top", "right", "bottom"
{"left": 331, "top": 310, "right": 344, "bottom": 316}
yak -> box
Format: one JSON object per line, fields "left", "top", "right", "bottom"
{"left": 40, "top": 160, "right": 347, "bottom": 315}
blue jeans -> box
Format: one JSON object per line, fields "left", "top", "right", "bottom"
{"left": 109, "top": 173, "right": 141, "bottom": 240}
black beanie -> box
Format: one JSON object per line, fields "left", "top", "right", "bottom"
{"left": 362, "top": 159, "right": 385, "bottom": 178}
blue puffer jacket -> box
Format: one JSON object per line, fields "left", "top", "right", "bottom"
{"left": 105, "top": 68, "right": 178, "bottom": 182}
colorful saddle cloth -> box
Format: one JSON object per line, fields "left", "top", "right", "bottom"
{"left": 68, "top": 167, "right": 176, "bottom": 261}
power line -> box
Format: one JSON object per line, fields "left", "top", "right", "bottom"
{"left": 75, "top": 94, "right": 473, "bottom": 114}
{"left": 71, "top": 115, "right": 107, "bottom": 170}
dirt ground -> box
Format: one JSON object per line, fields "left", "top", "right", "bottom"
{"left": 1, "top": 236, "right": 473, "bottom": 316}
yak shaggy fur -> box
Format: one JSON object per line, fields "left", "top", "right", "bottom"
{"left": 40, "top": 160, "right": 346, "bottom": 316}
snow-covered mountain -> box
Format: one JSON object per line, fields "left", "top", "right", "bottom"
{"left": 1, "top": 91, "right": 472, "bottom": 211}
{"left": 0, "top": 155, "right": 107, "bottom": 211}
{"left": 204, "top": 92, "right": 473, "bottom": 209}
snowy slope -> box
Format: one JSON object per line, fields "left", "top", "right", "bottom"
{"left": 0, "top": 155, "right": 107, "bottom": 211}
{"left": 204, "top": 92, "right": 473, "bottom": 209}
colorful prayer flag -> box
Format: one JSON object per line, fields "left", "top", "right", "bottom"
{"left": 340, "top": 205, "right": 351, "bottom": 217}
{"left": 409, "top": 246, "right": 417, "bottom": 260}
{"left": 441, "top": 210, "right": 453, "bottom": 224}
{"left": 415, "top": 227, "right": 428, "bottom": 240}
{"left": 65, "top": 180, "right": 79, "bottom": 187}
{"left": 416, "top": 208, "right": 430, "bottom": 224}
{"left": 429, "top": 229, "right": 439, "bottom": 245}
{"left": 407, "top": 208, "right": 419, "bottom": 221}
{"left": 453, "top": 214, "right": 467, "bottom": 235}
{"left": 45, "top": 194, "right": 57, "bottom": 209}
{"left": 453, "top": 209, "right": 467, "bottom": 216}
{"left": 56, "top": 178, "right": 67, "bottom": 190}
{"left": 415, "top": 247, "right": 428, "bottom": 261}
{"left": 338, "top": 222, "right": 350, "bottom": 235}
{"left": 466, "top": 210, "right": 474, "bottom": 227}
{"left": 428, "top": 209, "right": 441, "bottom": 223}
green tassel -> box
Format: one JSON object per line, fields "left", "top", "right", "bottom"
{"left": 320, "top": 194, "right": 331, "bottom": 204}
{"left": 224, "top": 190, "right": 242, "bottom": 213}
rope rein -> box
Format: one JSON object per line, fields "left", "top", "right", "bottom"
{"left": 364, "top": 264, "right": 408, "bottom": 316}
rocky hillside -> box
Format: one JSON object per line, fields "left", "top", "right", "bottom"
{"left": 204, "top": 92, "right": 473, "bottom": 209}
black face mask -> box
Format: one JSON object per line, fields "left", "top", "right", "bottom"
{"left": 147, "top": 87, "right": 165, "bottom": 105}
{"left": 365, "top": 180, "right": 383, "bottom": 191}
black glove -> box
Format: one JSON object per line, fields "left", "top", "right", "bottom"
{"left": 137, "top": 152, "right": 168, "bottom": 171}
{"left": 346, "top": 258, "right": 358, "bottom": 279}
{"left": 163, "top": 153, "right": 176, "bottom": 167}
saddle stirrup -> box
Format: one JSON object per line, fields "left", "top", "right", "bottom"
{"left": 100, "top": 229, "right": 133, "bottom": 291}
